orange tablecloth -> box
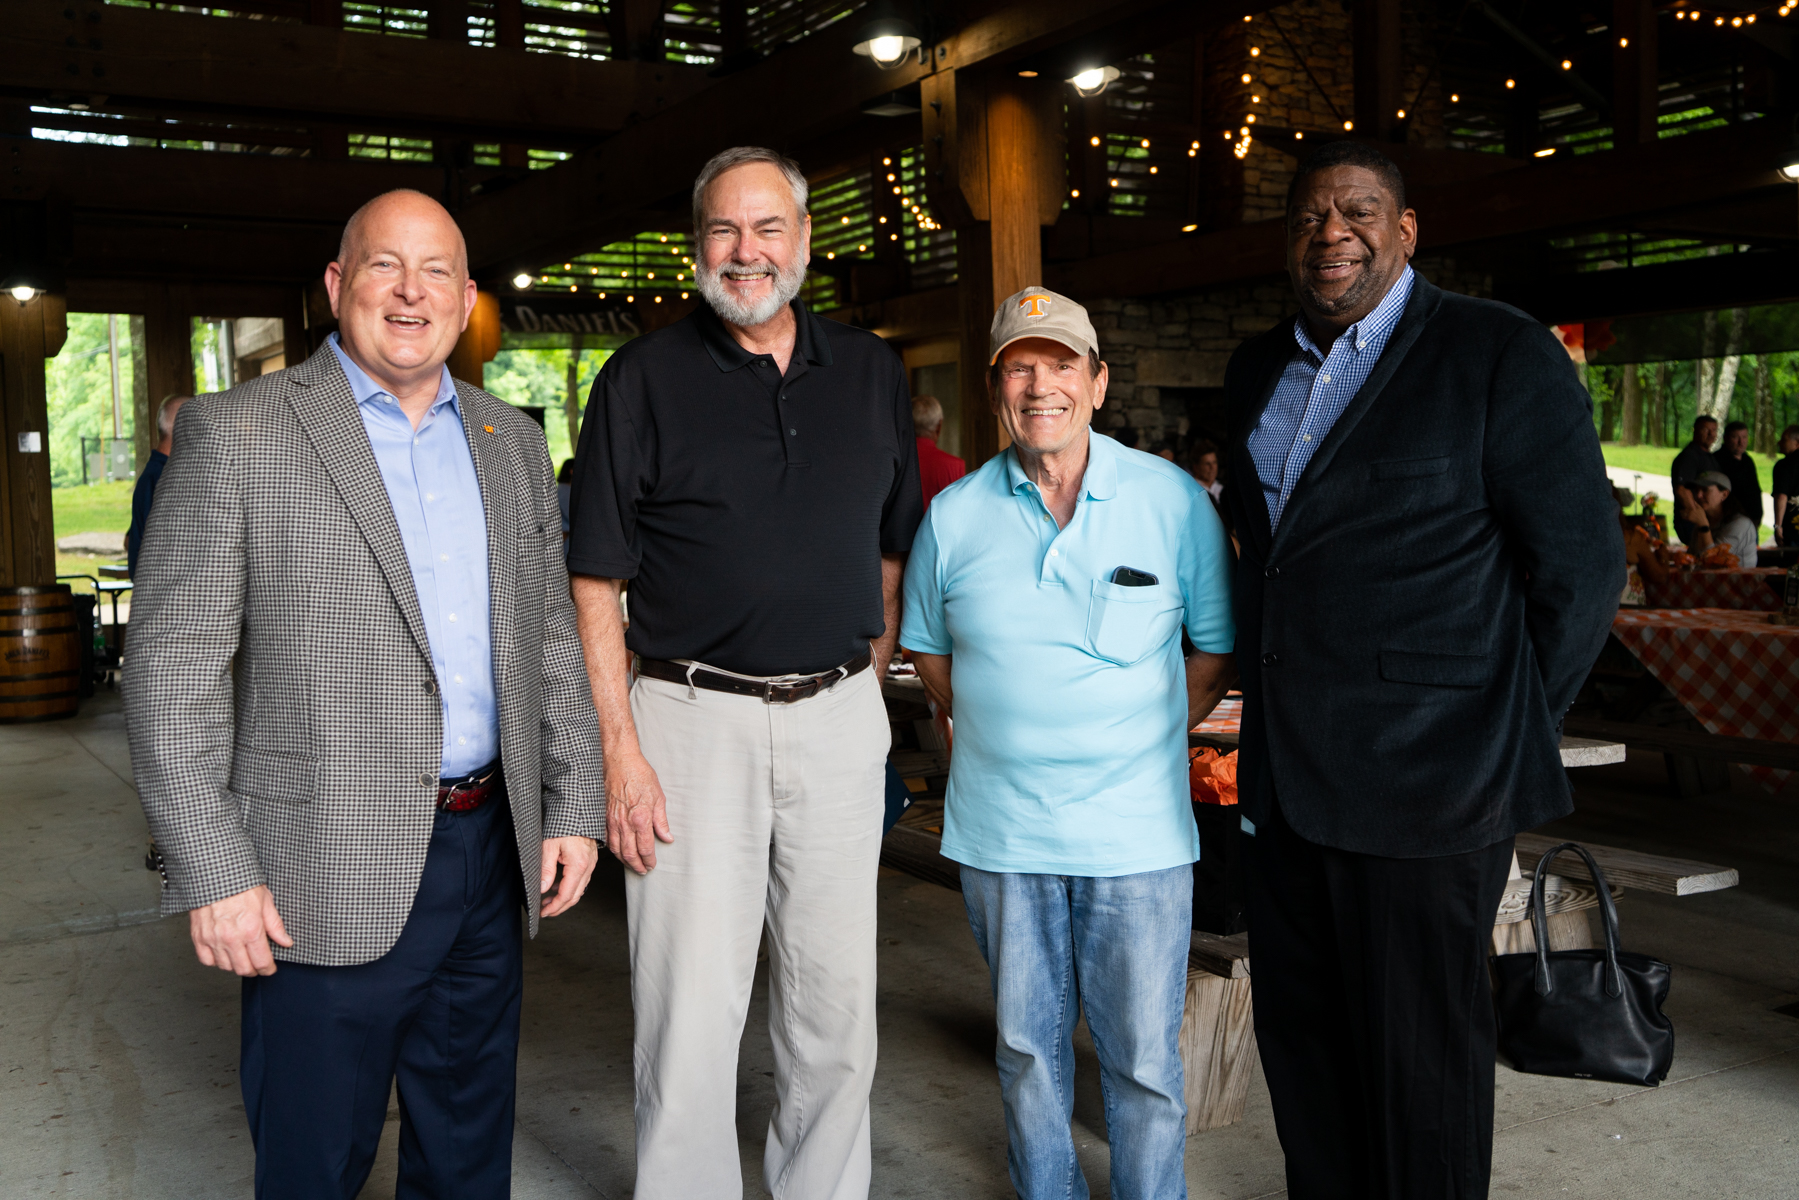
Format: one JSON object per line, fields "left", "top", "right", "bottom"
{"left": 1642, "top": 568, "right": 1785, "bottom": 612}
{"left": 1612, "top": 608, "right": 1799, "bottom": 796}
{"left": 1193, "top": 696, "right": 1242, "bottom": 739}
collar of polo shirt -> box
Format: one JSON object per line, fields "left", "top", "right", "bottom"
{"left": 1004, "top": 426, "right": 1119, "bottom": 501}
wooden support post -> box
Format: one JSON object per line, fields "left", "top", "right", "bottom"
{"left": 446, "top": 292, "right": 501, "bottom": 387}
{"left": 428, "top": 0, "right": 470, "bottom": 44}
{"left": 495, "top": 0, "right": 527, "bottom": 168}
{"left": 1352, "top": 0, "right": 1401, "bottom": 143}
{"left": 0, "top": 292, "right": 66, "bottom": 587}
{"left": 1182, "top": 970, "right": 1257, "bottom": 1133}
{"left": 609, "top": 0, "right": 666, "bottom": 62}
{"left": 924, "top": 68, "right": 1064, "bottom": 469}
{"left": 1612, "top": 0, "right": 1658, "bottom": 149}
{"left": 141, "top": 288, "right": 196, "bottom": 415}
{"left": 129, "top": 314, "right": 153, "bottom": 468}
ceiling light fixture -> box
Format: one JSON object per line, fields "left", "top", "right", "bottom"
{"left": 1068, "top": 65, "right": 1121, "bottom": 97}
{"left": 510, "top": 273, "right": 533, "bottom": 291}
{"left": 850, "top": 5, "right": 923, "bottom": 68}
{"left": 1533, "top": 147, "right": 1556, "bottom": 157}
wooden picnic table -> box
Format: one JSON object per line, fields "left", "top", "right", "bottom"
{"left": 1599, "top": 607, "right": 1799, "bottom": 798}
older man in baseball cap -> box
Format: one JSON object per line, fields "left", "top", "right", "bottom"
{"left": 900, "top": 286, "right": 1236, "bottom": 1199}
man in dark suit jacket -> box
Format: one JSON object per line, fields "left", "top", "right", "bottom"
{"left": 1223, "top": 142, "right": 1622, "bottom": 1197}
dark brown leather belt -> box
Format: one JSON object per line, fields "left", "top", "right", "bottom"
{"left": 437, "top": 761, "right": 502, "bottom": 813}
{"left": 636, "top": 652, "right": 872, "bottom": 704}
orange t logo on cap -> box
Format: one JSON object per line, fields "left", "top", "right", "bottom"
{"left": 1019, "top": 294, "right": 1051, "bottom": 318}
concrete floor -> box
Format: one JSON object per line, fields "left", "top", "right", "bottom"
{"left": 2, "top": 691, "right": 1796, "bottom": 1199}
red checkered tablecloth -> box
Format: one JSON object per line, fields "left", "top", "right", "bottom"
{"left": 1612, "top": 608, "right": 1799, "bottom": 796}
{"left": 1642, "top": 568, "right": 1785, "bottom": 612}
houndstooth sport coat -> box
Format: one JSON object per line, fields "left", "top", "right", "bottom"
{"left": 123, "top": 344, "right": 605, "bottom": 966}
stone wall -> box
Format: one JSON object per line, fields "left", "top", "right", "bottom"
{"left": 1203, "top": 0, "right": 1448, "bottom": 226}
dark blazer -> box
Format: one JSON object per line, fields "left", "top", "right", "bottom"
{"left": 1224, "top": 278, "right": 1624, "bottom": 857}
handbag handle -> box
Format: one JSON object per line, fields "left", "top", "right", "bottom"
{"left": 1526, "top": 841, "right": 1623, "bottom": 999}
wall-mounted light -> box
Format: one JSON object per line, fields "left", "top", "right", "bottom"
{"left": 1533, "top": 147, "right": 1557, "bottom": 158}
{"left": 1068, "top": 65, "right": 1121, "bottom": 97}
{"left": 511, "top": 272, "right": 534, "bottom": 291}
{"left": 9, "top": 284, "right": 42, "bottom": 305}
{"left": 1779, "top": 161, "right": 1799, "bottom": 181}
{"left": 851, "top": 10, "right": 923, "bottom": 68}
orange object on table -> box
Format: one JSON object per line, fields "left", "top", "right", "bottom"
{"left": 1190, "top": 747, "right": 1239, "bottom": 805}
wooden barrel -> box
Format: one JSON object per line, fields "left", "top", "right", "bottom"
{"left": 0, "top": 585, "right": 82, "bottom": 722}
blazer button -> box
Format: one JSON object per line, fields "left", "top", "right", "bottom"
{"left": 1265, "top": 566, "right": 1280, "bottom": 579}
{"left": 1262, "top": 652, "right": 1280, "bottom": 667}
{"left": 419, "top": 772, "right": 437, "bottom": 788}
{"left": 424, "top": 679, "right": 438, "bottom": 696}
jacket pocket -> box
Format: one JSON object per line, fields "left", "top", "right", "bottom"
{"left": 1379, "top": 649, "right": 1492, "bottom": 688}
{"left": 1371, "top": 456, "right": 1450, "bottom": 481}
{"left": 229, "top": 747, "right": 320, "bottom": 806}
{"left": 1086, "top": 579, "right": 1181, "bottom": 667}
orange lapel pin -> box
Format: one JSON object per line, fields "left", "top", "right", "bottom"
{"left": 483, "top": 425, "right": 494, "bottom": 433}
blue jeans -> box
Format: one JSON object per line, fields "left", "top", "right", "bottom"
{"left": 961, "top": 863, "right": 1193, "bottom": 1200}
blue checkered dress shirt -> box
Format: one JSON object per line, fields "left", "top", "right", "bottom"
{"left": 1247, "top": 266, "right": 1416, "bottom": 531}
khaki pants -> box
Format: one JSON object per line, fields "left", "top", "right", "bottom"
{"left": 627, "top": 665, "right": 889, "bottom": 1200}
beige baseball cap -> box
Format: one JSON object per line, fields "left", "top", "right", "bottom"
{"left": 989, "top": 286, "right": 1098, "bottom": 364}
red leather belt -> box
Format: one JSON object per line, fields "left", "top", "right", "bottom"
{"left": 437, "top": 761, "right": 502, "bottom": 812}
{"left": 636, "top": 652, "right": 872, "bottom": 704}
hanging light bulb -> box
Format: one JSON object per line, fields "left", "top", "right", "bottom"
{"left": 1068, "top": 65, "right": 1121, "bottom": 97}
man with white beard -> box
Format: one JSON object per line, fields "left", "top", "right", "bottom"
{"left": 566, "top": 146, "right": 923, "bottom": 1199}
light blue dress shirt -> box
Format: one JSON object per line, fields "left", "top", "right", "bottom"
{"left": 328, "top": 334, "right": 498, "bottom": 777}
{"left": 1247, "top": 265, "right": 1415, "bottom": 530}
{"left": 899, "top": 432, "right": 1236, "bottom": 877}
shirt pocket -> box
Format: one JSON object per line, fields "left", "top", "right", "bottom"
{"left": 1085, "top": 579, "right": 1183, "bottom": 667}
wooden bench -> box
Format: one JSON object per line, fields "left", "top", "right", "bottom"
{"left": 1183, "top": 932, "right": 1255, "bottom": 1133}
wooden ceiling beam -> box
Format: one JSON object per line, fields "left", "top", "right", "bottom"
{"left": 1, "top": 0, "right": 710, "bottom": 141}
{"left": 1049, "top": 121, "right": 1798, "bottom": 301}
{"left": 457, "top": 0, "right": 1287, "bottom": 276}
{"left": 4, "top": 136, "right": 447, "bottom": 223}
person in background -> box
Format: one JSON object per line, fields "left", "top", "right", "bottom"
{"left": 1188, "top": 438, "right": 1224, "bottom": 503}
{"left": 1617, "top": 486, "right": 1668, "bottom": 606}
{"left": 1773, "top": 424, "right": 1799, "bottom": 546}
{"left": 557, "top": 458, "right": 574, "bottom": 534}
{"left": 1222, "top": 141, "right": 1620, "bottom": 1199}
{"left": 1715, "top": 420, "right": 1763, "bottom": 540}
{"left": 1638, "top": 491, "right": 1668, "bottom": 543}
{"left": 902, "top": 286, "right": 1235, "bottom": 1200}
{"left": 126, "top": 393, "right": 190, "bottom": 578}
{"left": 913, "top": 394, "right": 966, "bottom": 509}
{"left": 1671, "top": 414, "right": 1720, "bottom": 547}
{"left": 1676, "top": 470, "right": 1758, "bottom": 567}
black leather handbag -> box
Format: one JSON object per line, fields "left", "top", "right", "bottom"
{"left": 1491, "top": 842, "right": 1674, "bottom": 1087}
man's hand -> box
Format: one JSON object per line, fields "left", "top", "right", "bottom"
{"left": 189, "top": 885, "right": 292, "bottom": 977}
{"left": 606, "top": 750, "right": 674, "bottom": 874}
{"left": 539, "top": 835, "right": 601, "bottom": 917}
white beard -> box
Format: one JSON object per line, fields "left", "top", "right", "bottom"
{"left": 697, "top": 257, "right": 806, "bottom": 326}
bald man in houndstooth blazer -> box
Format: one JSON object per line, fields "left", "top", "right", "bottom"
{"left": 124, "top": 190, "right": 605, "bottom": 1199}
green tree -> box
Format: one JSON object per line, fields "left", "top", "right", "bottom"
{"left": 482, "top": 346, "right": 612, "bottom": 469}
{"left": 47, "top": 313, "right": 138, "bottom": 489}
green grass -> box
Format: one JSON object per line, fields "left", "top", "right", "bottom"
{"left": 52, "top": 479, "right": 136, "bottom": 539}
{"left": 51, "top": 480, "right": 135, "bottom": 594}
{"left": 1602, "top": 443, "right": 1778, "bottom": 541}
{"left": 1600, "top": 443, "right": 1778, "bottom": 494}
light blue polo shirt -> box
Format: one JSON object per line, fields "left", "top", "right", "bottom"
{"left": 899, "top": 431, "right": 1235, "bottom": 877}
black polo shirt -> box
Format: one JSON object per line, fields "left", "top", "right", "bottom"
{"left": 567, "top": 299, "right": 923, "bottom": 676}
